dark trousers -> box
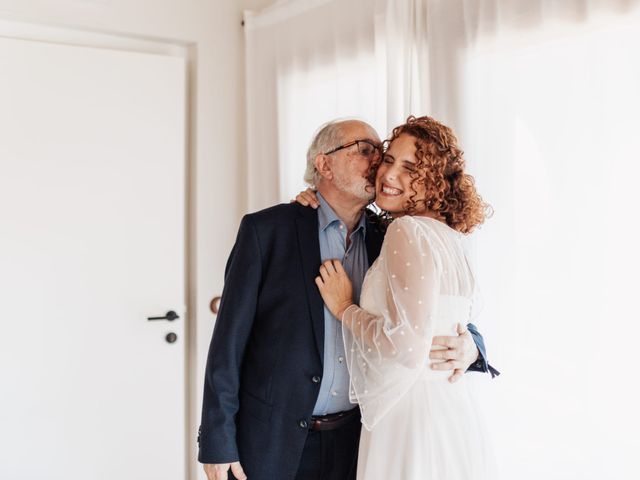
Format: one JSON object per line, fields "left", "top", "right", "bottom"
{"left": 294, "top": 411, "right": 362, "bottom": 480}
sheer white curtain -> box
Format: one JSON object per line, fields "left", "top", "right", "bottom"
{"left": 244, "top": 0, "right": 640, "bottom": 478}
{"left": 244, "top": 0, "right": 378, "bottom": 210}
{"left": 244, "top": 0, "right": 434, "bottom": 209}
{"left": 442, "top": 2, "right": 640, "bottom": 478}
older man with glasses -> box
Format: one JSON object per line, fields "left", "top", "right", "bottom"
{"left": 198, "top": 119, "right": 490, "bottom": 480}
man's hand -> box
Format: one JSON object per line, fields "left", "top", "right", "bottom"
{"left": 429, "top": 323, "right": 479, "bottom": 383}
{"left": 203, "top": 462, "right": 247, "bottom": 480}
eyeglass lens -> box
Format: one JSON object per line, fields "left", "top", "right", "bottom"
{"left": 357, "top": 141, "right": 379, "bottom": 157}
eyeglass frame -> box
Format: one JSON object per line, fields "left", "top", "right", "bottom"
{"left": 323, "top": 139, "right": 382, "bottom": 157}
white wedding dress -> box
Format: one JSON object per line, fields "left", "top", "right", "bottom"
{"left": 342, "top": 215, "right": 494, "bottom": 479}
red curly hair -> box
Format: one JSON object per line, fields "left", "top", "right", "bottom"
{"left": 370, "top": 115, "right": 492, "bottom": 234}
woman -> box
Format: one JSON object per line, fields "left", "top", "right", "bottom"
{"left": 300, "top": 115, "right": 494, "bottom": 479}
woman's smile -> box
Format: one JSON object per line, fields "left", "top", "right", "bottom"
{"left": 379, "top": 183, "right": 403, "bottom": 196}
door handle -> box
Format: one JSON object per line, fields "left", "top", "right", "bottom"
{"left": 210, "top": 296, "right": 221, "bottom": 315}
{"left": 147, "top": 310, "right": 179, "bottom": 321}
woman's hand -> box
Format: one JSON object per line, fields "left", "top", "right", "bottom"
{"left": 315, "top": 259, "right": 354, "bottom": 320}
{"left": 292, "top": 188, "right": 320, "bottom": 209}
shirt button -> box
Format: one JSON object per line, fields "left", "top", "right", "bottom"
{"left": 339, "top": 224, "right": 344, "bottom": 229}
{"left": 312, "top": 375, "right": 321, "bottom": 383}
{"left": 331, "top": 390, "right": 338, "bottom": 396}
{"left": 298, "top": 419, "right": 308, "bottom": 429}
{"left": 338, "top": 356, "right": 344, "bottom": 363}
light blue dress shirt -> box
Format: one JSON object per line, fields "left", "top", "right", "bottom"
{"left": 312, "top": 193, "right": 369, "bottom": 416}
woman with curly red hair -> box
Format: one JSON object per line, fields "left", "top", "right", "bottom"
{"left": 372, "top": 115, "right": 491, "bottom": 232}
{"left": 300, "top": 115, "right": 494, "bottom": 479}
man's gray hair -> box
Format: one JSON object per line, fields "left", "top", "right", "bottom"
{"left": 304, "top": 120, "right": 348, "bottom": 187}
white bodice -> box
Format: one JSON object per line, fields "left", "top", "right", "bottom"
{"left": 342, "top": 215, "right": 477, "bottom": 427}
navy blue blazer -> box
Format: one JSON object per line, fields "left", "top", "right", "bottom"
{"left": 198, "top": 203, "right": 494, "bottom": 480}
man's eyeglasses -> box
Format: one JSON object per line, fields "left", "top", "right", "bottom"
{"left": 324, "top": 139, "right": 382, "bottom": 158}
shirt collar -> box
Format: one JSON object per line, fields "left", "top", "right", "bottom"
{"left": 317, "top": 192, "right": 367, "bottom": 236}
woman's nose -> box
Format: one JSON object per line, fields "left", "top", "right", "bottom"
{"left": 386, "top": 167, "right": 397, "bottom": 180}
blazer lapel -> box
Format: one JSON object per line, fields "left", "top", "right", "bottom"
{"left": 295, "top": 206, "right": 325, "bottom": 364}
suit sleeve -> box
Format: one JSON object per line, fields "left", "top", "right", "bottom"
{"left": 198, "top": 215, "right": 262, "bottom": 463}
{"left": 466, "top": 324, "right": 500, "bottom": 378}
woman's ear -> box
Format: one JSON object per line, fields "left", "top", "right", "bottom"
{"left": 314, "top": 154, "right": 333, "bottom": 181}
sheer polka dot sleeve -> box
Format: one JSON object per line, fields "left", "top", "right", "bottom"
{"left": 341, "top": 216, "right": 442, "bottom": 430}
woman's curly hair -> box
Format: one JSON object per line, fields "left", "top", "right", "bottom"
{"left": 368, "top": 115, "right": 492, "bottom": 234}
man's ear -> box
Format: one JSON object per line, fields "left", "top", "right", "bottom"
{"left": 314, "top": 154, "right": 333, "bottom": 181}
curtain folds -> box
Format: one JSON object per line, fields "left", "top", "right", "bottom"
{"left": 243, "top": 1, "right": 640, "bottom": 477}
{"left": 244, "top": 0, "right": 432, "bottom": 210}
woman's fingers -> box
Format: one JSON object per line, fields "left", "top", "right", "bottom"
{"left": 304, "top": 188, "right": 319, "bottom": 208}
{"left": 323, "top": 259, "right": 339, "bottom": 273}
{"left": 318, "top": 259, "right": 346, "bottom": 283}
{"left": 295, "top": 193, "right": 310, "bottom": 206}
{"left": 316, "top": 259, "right": 353, "bottom": 319}
{"left": 303, "top": 192, "right": 319, "bottom": 208}
{"left": 430, "top": 359, "right": 463, "bottom": 371}
{"left": 319, "top": 264, "right": 330, "bottom": 281}
{"left": 319, "top": 261, "right": 338, "bottom": 281}
{"left": 294, "top": 188, "right": 320, "bottom": 208}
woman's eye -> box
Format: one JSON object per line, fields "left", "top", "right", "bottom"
{"left": 383, "top": 157, "right": 393, "bottom": 164}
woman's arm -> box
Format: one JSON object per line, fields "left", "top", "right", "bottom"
{"left": 316, "top": 217, "right": 440, "bottom": 366}
{"left": 317, "top": 217, "right": 444, "bottom": 430}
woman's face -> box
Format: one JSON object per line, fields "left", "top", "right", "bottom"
{"left": 375, "top": 133, "right": 428, "bottom": 215}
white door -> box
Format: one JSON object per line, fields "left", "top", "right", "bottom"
{"left": 0, "top": 36, "right": 187, "bottom": 480}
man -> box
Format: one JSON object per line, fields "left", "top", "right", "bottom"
{"left": 198, "top": 119, "right": 496, "bottom": 480}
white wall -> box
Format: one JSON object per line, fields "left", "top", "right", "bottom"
{"left": 0, "top": 0, "right": 274, "bottom": 478}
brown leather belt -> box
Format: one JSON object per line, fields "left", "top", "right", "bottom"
{"left": 309, "top": 407, "right": 360, "bottom": 431}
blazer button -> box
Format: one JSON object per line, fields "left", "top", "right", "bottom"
{"left": 312, "top": 375, "right": 321, "bottom": 383}
{"left": 298, "top": 419, "right": 308, "bottom": 429}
